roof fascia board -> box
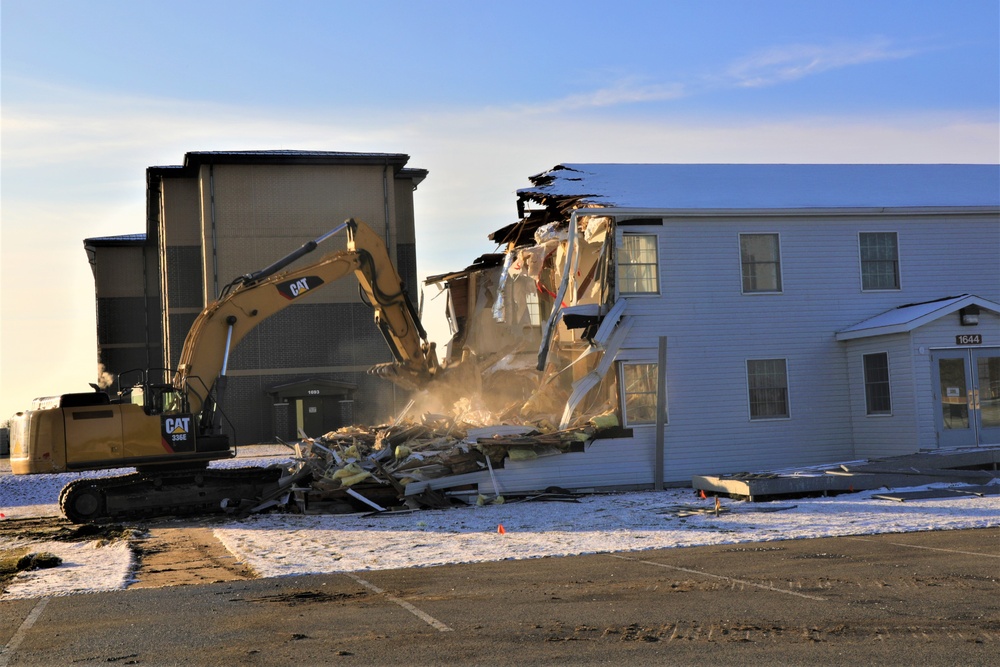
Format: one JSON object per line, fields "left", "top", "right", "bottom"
{"left": 83, "top": 235, "right": 148, "bottom": 247}
{"left": 836, "top": 295, "right": 1000, "bottom": 341}
{"left": 183, "top": 151, "right": 410, "bottom": 170}
{"left": 576, "top": 206, "right": 999, "bottom": 219}
{"left": 836, "top": 322, "right": 921, "bottom": 341}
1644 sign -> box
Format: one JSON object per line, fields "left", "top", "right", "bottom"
{"left": 955, "top": 333, "right": 983, "bottom": 345}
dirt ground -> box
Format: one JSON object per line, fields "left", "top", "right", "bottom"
{"left": 128, "top": 517, "right": 256, "bottom": 588}
{"left": 0, "top": 514, "right": 253, "bottom": 590}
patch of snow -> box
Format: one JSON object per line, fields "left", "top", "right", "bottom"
{"left": 2, "top": 539, "right": 134, "bottom": 600}
{"left": 3, "top": 455, "right": 998, "bottom": 601}
{"left": 214, "top": 485, "right": 1000, "bottom": 579}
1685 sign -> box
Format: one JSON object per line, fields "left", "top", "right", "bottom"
{"left": 956, "top": 334, "right": 983, "bottom": 345}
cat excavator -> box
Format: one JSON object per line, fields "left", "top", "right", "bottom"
{"left": 9, "top": 218, "right": 440, "bottom": 523}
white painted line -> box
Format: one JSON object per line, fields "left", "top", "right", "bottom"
{"left": 342, "top": 572, "right": 453, "bottom": 632}
{"left": 0, "top": 597, "right": 50, "bottom": 667}
{"left": 847, "top": 537, "right": 1000, "bottom": 558}
{"left": 611, "top": 555, "right": 827, "bottom": 601}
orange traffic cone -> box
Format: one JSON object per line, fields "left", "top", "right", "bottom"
{"left": 498, "top": 524, "right": 506, "bottom": 535}
{"left": 699, "top": 489, "right": 707, "bottom": 500}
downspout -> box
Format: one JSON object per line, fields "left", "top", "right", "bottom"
{"left": 142, "top": 242, "right": 151, "bottom": 368}
{"left": 382, "top": 159, "right": 392, "bottom": 257}
{"left": 84, "top": 241, "right": 100, "bottom": 373}
{"left": 655, "top": 336, "right": 667, "bottom": 490}
{"left": 382, "top": 158, "right": 395, "bottom": 412}
{"left": 209, "top": 164, "right": 220, "bottom": 298}
{"left": 158, "top": 179, "right": 172, "bottom": 369}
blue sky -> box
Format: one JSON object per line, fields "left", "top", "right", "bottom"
{"left": 2, "top": 0, "right": 998, "bottom": 418}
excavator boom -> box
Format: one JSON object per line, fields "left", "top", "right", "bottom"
{"left": 175, "top": 218, "right": 438, "bottom": 422}
{"left": 10, "top": 218, "right": 439, "bottom": 523}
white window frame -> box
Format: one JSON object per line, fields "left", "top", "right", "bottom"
{"left": 617, "top": 232, "right": 660, "bottom": 296}
{"left": 745, "top": 358, "right": 791, "bottom": 421}
{"left": 619, "top": 360, "right": 662, "bottom": 426}
{"left": 858, "top": 231, "right": 901, "bottom": 292}
{"left": 739, "top": 232, "right": 783, "bottom": 294}
{"left": 523, "top": 289, "right": 541, "bottom": 327}
{"left": 862, "top": 351, "right": 893, "bottom": 416}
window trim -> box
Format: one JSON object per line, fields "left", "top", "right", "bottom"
{"left": 616, "top": 232, "right": 660, "bottom": 297}
{"left": 862, "top": 351, "right": 893, "bottom": 416}
{"left": 619, "top": 360, "right": 662, "bottom": 426}
{"left": 522, "top": 288, "right": 542, "bottom": 327}
{"left": 745, "top": 357, "right": 791, "bottom": 421}
{"left": 739, "top": 232, "right": 784, "bottom": 295}
{"left": 858, "top": 231, "right": 901, "bottom": 292}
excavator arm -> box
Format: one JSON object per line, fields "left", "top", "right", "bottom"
{"left": 174, "top": 218, "right": 439, "bottom": 429}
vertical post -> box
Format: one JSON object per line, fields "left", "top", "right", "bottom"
{"left": 654, "top": 336, "right": 667, "bottom": 490}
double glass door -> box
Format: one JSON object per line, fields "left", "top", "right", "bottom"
{"left": 932, "top": 348, "right": 1000, "bottom": 447}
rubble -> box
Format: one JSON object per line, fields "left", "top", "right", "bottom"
{"left": 249, "top": 411, "right": 616, "bottom": 517}
{"left": 242, "top": 201, "right": 640, "bottom": 518}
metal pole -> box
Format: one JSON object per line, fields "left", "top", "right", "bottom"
{"left": 654, "top": 336, "right": 667, "bottom": 490}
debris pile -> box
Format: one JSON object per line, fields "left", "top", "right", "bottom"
{"left": 248, "top": 413, "right": 618, "bottom": 516}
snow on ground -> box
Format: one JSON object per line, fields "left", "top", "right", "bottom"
{"left": 2, "top": 447, "right": 999, "bottom": 601}
{"left": 1, "top": 540, "right": 134, "bottom": 600}
{"left": 215, "top": 486, "right": 1000, "bottom": 579}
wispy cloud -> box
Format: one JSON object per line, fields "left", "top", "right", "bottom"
{"left": 520, "top": 37, "right": 926, "bottom": 114}
{"left": 524, "top": 78, "right": 687, "bottom": 114}
{"left": 723, "top": 37, "right": 923, "bottom": 89}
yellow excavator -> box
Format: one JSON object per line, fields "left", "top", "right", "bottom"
{"left": 9, "top": 219, "right": 440, "bottom": 523}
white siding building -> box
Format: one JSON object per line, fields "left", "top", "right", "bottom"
{"left": 450, "top": 164, "right": 1000, "bottom": 492}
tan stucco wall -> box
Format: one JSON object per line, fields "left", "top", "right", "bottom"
{"left": 195, "top": 163, "right": 404, "bottom": 304}
{"left": 393, "top": 177, "right": 416, "bottom": 245}
{"left": 92, "top": 246, "right": 148, "bottom": 298}
{"left": 159, "top": 177, "right": 203, "bottom": 246}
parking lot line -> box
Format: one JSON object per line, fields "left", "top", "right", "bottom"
{"left": 610, "top": 554, "right": 828, "bottom": 601}
{"left": 846, "top": 536, "right": 1000, "bottom": 558}
{"left": 342, "top": 572, "right": 453, "bottom": 632}
{"left": 0, "top": 597, "right": 50, "bottom": 667}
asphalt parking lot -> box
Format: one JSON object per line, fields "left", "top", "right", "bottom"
{"left": 2, "top": 527, "right": 998, "bottom": 665}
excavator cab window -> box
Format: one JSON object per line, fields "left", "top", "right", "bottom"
{"left": 118, "top": 368, "right": 187, "bottom": 416}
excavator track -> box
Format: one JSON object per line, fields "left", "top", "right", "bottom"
{"left": 59, "top": 466, "right": 285, "bottom": 524}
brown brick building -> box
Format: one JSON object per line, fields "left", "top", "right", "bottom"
{"left": 85, "top": 150, "right": 427, "bottom": 445}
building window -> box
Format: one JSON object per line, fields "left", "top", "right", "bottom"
{"left": 618, "top": 234, "right": 659, "bottom": 294}
{"left": 747, "top": 359, "right": 789, "bottom": 419}
{"left": 621, "top": 362, "right": 659, "bottom": 425}
{"left": 863, "top": 352, "right": 892, "bottom": 415}
{"left": 860, "top": 232, "right": 900, "bottom": 290}
{"left": 524, "top": 289, "right": 541, "bottom": 327}
{"left": 740, "top": 233, "right": 782, "bottom": 293}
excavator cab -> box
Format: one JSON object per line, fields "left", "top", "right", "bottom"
{"left": 119, "top": 368, "right": 187, "bottom": 417}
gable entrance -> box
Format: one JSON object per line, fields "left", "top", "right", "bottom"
{"left": 267, "top": 378, "right": 357, "bottom": 441}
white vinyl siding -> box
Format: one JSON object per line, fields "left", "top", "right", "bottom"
{"left": 609, "top": 212, "right": 999, "bottom": 481}
{"left": 842, "top": 333, "right": 916, "bottom": 458}
{"left": 488, "top": 209, "right": 997, "bottom": 489}
{"left": 740, "top": 233, "right": 782, "bottom": 293}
